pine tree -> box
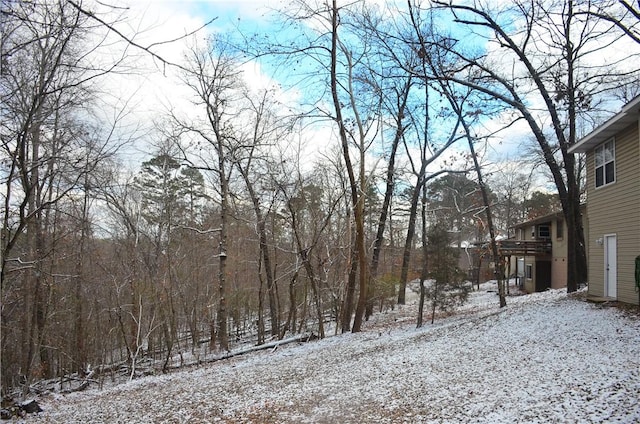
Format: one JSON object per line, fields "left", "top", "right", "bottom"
{"left": 425, "top": 222, "right": 469, "bottom": 324}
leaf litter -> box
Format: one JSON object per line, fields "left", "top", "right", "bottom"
{"left": 20, "top": 282, "right": 640, "bottom": 423}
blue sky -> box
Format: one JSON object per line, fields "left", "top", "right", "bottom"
{"left": 108, "top": 0, "right": 557, "bottom": 189}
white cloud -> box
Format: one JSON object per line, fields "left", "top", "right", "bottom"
{"left": 87, "top": 0, "right": 305, "bottom": 167}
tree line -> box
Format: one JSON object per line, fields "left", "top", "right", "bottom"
{"left": 1, "top": 0, "right": 638, "bottom": 394}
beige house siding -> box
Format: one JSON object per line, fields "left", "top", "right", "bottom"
{"left": 586, "top": 121, "right": 640, "bottom": 304}
{"left": 518, "top": 224, "right": 540, "bottom": 293}
{"left": 511, "top": 215, "right": 570, "bottom": 293}
{"left": 551, "top": 218, "right": 568, "bottom": 289}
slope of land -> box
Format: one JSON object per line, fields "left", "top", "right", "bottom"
{"left": 20, "top": 283, "right": 640, "bottom": 423}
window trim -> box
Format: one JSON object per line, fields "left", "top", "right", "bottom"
{"left": 538, "top": 224, "right": 551, "bottom": 239}
{"left": 594, "top": 139, "right": 615, "bottom": 188}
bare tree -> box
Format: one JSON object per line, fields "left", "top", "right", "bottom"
{"left": 232, "top": 88, "right": 293, "bottom": 339}
{"left": 352, "top": 8, "right": 415, "bottom": 318}
{"left": 176, "top": 39, "right": 251, "bottom": 351}
{"left": 450, "top": 91, "right": 507, "bottom": 307}
{"left": 407, "top": 0, "right": 640, "bottom": 292}
{"left": 257, "top": 0, "right": 379, "bottom": 332}
{"left": 490, "top": 161, "right": 536, "bottom": 236}
{"left": 580, "top": 0, "right": 640, "bottom": 45}
{"left": 327, "top": 0, "right": 373, "bottom": 332}
{"left": 0, "top": 0, "right": 129, "bottom": 388}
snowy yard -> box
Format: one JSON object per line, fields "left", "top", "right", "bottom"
{"left": 20, "top": 283, "right": 640, "bottom": 423}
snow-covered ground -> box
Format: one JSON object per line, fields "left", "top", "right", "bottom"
{"left": 20, "top": 282, "right": 640, "bottom": 423}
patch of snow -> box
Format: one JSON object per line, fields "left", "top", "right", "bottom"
{"left": 22, "top": 282, "right": 640, "bottom": 423}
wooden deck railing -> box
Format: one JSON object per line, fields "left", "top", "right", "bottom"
{"left": 495, "top": 239, "right": 552, "bottom": 256}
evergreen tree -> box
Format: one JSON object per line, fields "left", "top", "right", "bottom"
{"left": 424, "top": 222, "right": 469, "bottom": 324}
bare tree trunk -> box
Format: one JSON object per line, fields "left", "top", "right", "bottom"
{"left": 299, "top": 250, "right": 325, "bottom": 339}
{"left": 285, "top": 196, "right": 327, "bottom": 338}
{"left": 417, "top": 185, "right": 429, "bottom": 328}
{"left": 25, "top": 124, "right": 53, "bottom": 382}
{"left": 398, "top": 182, "right": 422, "bottom": 305}
{"left": 450, "top": 96, "right": 506, "bottom": 307}
{"left": 73, "top": 175, "right": 91, "bottom": 375}
{"left": 217, "top": 168, "right": 230, "bottom": 351}
{"left": 280, "top": 270, "right": 298, "bottom": 339}
{"left": 329, "top": 0, "right": 368, "bottom": 333}
{"left": 239, "top": 170, "right": 280, "bottom": 338}
{"left": 257, "top": 270, "right": 266, "bottom": 344}
{"left": 341, "top": 239, "right": 358, "bottom": 333}
{"left": 368, "top": 78, "right": 412, "bottom": 319}
{"left": 469, "top": 151, "right": 506, "bottom": 308}
{"left": 208, "top": 316, "right": 216, "bottom": 352}
{"left": 430, "top": 279, "right": 439, "bottom": 325}
{"left": 563, "top": 0, "right": 587, "bottom": 292}
{"left": 351, "top": 181, "right": 368, "bottom": 332}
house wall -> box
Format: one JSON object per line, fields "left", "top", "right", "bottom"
{"left": 586, "top": 120, "right": 640, "bottom": 304}
{"left": 523, "top": 260, "right": 535, "bottom": 293}
{"left": 513, "top": 221, "right": 564, "bottom": 292}
{"left": 519, "top": 225, "right": 537, "bottom": 293}
{"left": 550, "top": 218, "right": 568, "bottom": 289}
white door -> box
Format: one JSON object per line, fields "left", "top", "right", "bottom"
{"left": 604, "top": 234, "right": 617, "bottom": 299}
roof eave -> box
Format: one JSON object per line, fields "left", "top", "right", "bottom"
{"left": 510, "top": 212, "right": 562, "bottom": 229}
{"left": 509, "top": 204, "right": 586, "bottom": 229}
{"left": 568, "top": 95, "right": 640, "bottom": 154}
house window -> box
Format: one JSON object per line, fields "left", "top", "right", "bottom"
{"left": 556, "top": 219, "right": 563, "bottom": 240}
{"left": 525, "top": 264, "right": 532, "bottom": 279}
{"left": 538, "top": 224, "right": 550, "bottom": 239}
{"left": 595, "top": 139, "right": 615, "bottom": 188}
